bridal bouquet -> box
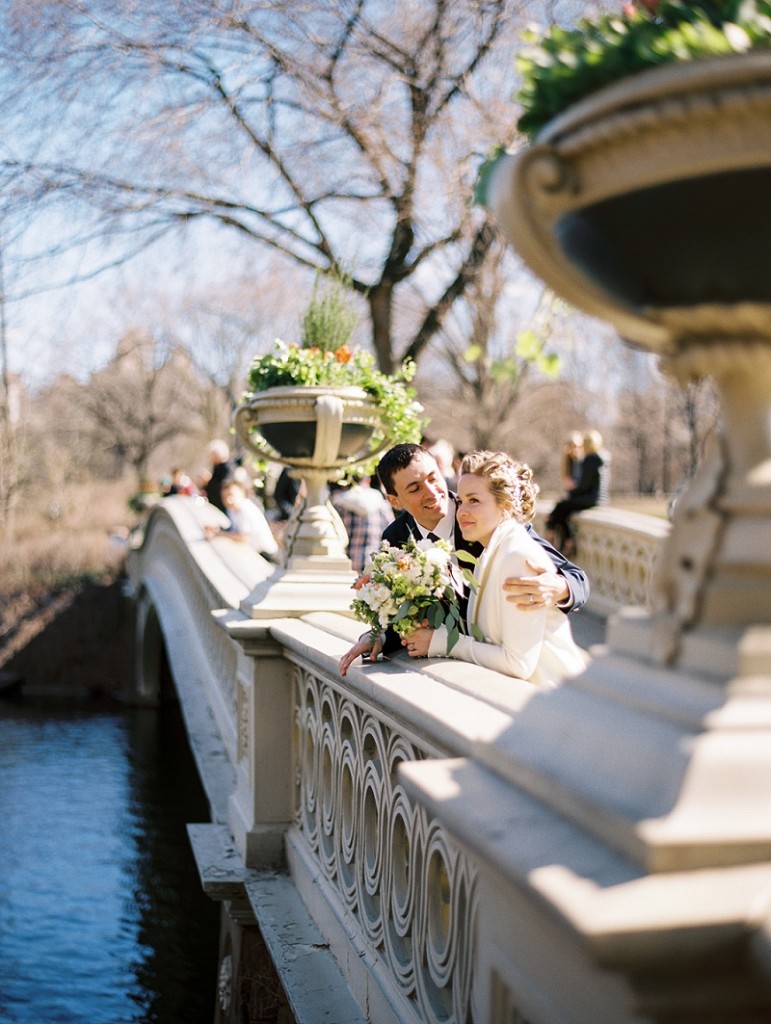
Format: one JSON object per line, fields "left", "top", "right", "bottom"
{"left": 351, "top": 537, "right": 468, "bottom": 652}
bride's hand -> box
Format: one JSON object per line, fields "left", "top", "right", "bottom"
{"left": 402, "top": 627, "right": 432, "bottom": 658}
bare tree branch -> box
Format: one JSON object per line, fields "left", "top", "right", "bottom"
{"left": 0, "top": 0, "right": 527, "bottom": 373}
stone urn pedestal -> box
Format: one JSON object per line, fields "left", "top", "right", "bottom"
{"left": 233, "top": 384, "right": 387, "bottom": 617}
{"left": 401, "top": 54, "right": 771, "bottom": 1023}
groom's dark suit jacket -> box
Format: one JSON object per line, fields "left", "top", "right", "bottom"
{"left": 379, "top": 502, "right": 590, "bottom": 655}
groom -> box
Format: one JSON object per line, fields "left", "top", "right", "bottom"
{"left": 338, "top": 443, "right": 589, "bottom": 675}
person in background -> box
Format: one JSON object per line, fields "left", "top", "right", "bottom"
{"left": 546, "top": 430, "right": 609, "bottom": 555}
{"left": 427, "top": 437, "right": 458, "bottom": 491}
{"left": 203, "top": 439, "right": 234, "bottom": 513}
{"left": 232, "top": 464, "right": 258, "bottom": 501}
{"left": 560, "top": 431, "right": 584, "bottom": 493}
{"left": 168, "top": 467, "right": 197, "bottom": 496}
{"left": 193, "top": 466, "right": 212, "bottom": 494}
{"left": 207, "top": 478, "right": 279, "bottom": 561}
{"left": 338, "top": 443, "right": 589, "bottom": 676}
{"left": 272, "top": 466, "right": 302, "bottom": 521}
{"left": 403, "top": 450, "right": 587, "bottom": 686}
{"left": 330, "top": 474, "right": 394, "bottom": 572}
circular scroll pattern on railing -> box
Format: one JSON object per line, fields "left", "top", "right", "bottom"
{"left": 413, "top": 821, "right": 476, "bottom": 1024}
{"left": 359, "top": 718, "right": 388, "bottom": 943}
{"left": 383, "top": 785, "right": 421, "bottom": 992}
{"left": 337, "top": 731, "right": 359, "bottom": 906}
{"left": 292, "top": 670, "right": 478, "bottom": 1024}
{"left": 319, "top": 716, "right": 338, "bottom": 876}
{"left": 338, "top": 698, "right": 364, "bottom": 904}
{"left": 295, "top": 669, "right": 320, "bottom": 845}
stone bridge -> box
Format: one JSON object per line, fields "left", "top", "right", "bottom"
{"left": 126, "top": 495, "right": 771, "bottom": 1024}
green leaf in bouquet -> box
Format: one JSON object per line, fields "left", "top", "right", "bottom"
{"left": 446, "top": 623, "right": 460, "bottom": 653}
{"left": 455, "top": 549, "right": 478, "bottom": 567}
{"left": 427, "top": 604, "right": 444, "bottom": 628}
{"left": 394, "top": 603, "right": 411, "bottom": 623}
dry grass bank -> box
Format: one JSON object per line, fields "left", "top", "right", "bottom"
{"left": 1, "top": 479, "right": 135, "bottom": 593}
{"left": 0, "top": 479, "right": 137, "bottom": 691}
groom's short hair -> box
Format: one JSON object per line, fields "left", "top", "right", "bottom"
{"left": 376, "top": 443, "right": 431, "bottom": 496}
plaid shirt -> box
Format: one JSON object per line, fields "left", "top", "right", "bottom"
{"left": 333, "top": 493, "right": 393, "bottom": 572}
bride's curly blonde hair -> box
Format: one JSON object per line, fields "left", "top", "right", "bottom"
{"left": 459, "top": 450, "right": 539, "bottom": 524}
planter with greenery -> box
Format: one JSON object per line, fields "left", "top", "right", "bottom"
{"left": 463, "top": 12, "right": 771, "bottom": 1018}
{"left": 514, "top": 0, "right": 771, "bottom": 140}
{"left": 234, "top": 275, "right": 424, "bottom": 591}
{"left": 236, "top": 276, "right": 424, "bottom": 476}
{"left": 240, "top": 339, "right": 423, "bottom": 468}
{"left": 478, "top": 0, "right": 771, "bottom": 356}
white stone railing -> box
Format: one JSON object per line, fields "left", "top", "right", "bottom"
{"left": 535, "top": 504, "right": 670, "bottom": 616}
{"left": 573, "top": 507, "right": 670, "bottom": 615}
{"left": 125, "top": 496, "right": 275, "bottom": 819}
{"left": 128, "top": 500, "right": 677, "bottom": 1023}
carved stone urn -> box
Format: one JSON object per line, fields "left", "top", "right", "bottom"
{"left": 485, "top": 52, "right": 771, "bottom": 669}
{"left": 233, "top": 383, "right": 388, "bottom": 616}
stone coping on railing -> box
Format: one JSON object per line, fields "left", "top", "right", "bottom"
{"left": 276, "top": 611, "right": 544, "bottom": 733}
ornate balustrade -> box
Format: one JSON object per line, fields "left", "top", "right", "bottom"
{"left": 131, "top": 497, "right": 745, "bottom": 1024}
{"left": 268, "top": 613, "right": 545, "bottom": 1024}
{"left": 573, "top": 507, "right": 670, "bottom": 615}
{"left": 533, "top": 504, "right": 670, "bottom": 615}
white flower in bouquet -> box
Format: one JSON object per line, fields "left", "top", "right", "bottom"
{"left": 350, "top": 536, "right": 473, "bottom": 652}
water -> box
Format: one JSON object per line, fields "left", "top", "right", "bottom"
{"left": 0, "top": 699, "right": 220, "bottom": 1023}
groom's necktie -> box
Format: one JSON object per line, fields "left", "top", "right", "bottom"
{"left": 426, "top": 532, "right": 439, "bottom": 542}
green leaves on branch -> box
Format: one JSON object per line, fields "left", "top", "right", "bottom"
{"left": 463, "top": 328, "right": 561, "bottom": 385}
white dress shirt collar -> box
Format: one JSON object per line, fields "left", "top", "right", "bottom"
{"left": 416, "top": 510, "right": 455, "bottom": 545}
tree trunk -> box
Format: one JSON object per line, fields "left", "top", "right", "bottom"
{"left": 368, "top": 281, "right": 395, "bottom": 375}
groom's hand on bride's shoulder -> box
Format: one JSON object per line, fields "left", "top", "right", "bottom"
{"left": 502, "top": 560, "right": 570, "bottom": 610}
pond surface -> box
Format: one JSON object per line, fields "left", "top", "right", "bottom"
{"left": 0, "top": 699, "right": 220, "bottom": 1023}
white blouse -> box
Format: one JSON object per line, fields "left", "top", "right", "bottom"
{"left": 428, "top": 518, "right": 588, "bottom": 686}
